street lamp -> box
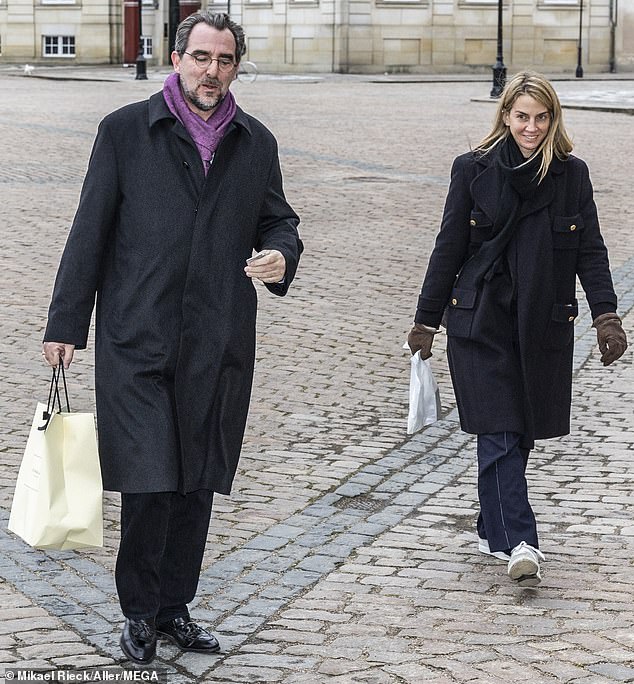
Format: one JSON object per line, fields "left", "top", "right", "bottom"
{"left": 136, "top": 0, "right": 148, "bottom": 80}
{"left": 490, "top": 0, "right": 506, "bottom": 98}
{"left": 575, "top": 0, "right": 584, "bottom": 78}
{"left": 609, "top": 0, "right": 617, "bottom": 74}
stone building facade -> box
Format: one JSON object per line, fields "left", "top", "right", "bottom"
{"left": 0, "top": 0, "right": 632, "bottom": 74}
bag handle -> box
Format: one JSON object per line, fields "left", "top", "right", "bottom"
{"left": 39, "top": 364, "right": 71, "bottom": 431}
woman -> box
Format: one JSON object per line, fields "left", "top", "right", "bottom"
{"left": 408, "top": 71, "right": 627, "bottom": 586}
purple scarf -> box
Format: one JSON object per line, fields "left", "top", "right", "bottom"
{"left": 163, "top": 71, "right": 237, "bottom": 174}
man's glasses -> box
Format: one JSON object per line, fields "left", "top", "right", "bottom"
{"left": 183, "top": 52, "right": 237, "bottom": 72}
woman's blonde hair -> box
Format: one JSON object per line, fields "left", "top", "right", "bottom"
{"left": 475, "top": 71, "right": 573, "bottom": 182}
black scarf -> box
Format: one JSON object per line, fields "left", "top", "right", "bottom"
{"left": 497, "top": 134, "right": 542, "bottom": 205}
{"left": 456, "top": 136, "right": 544, "bottom": 289}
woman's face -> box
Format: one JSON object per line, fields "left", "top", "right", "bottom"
{"left": 503, "top": 94, "right": 551, "bottom": 158}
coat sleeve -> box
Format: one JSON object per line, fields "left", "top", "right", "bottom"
{"left": 414, "top": 154, "right": 474, "bottom": 327}
{"left": 44, "top": 119, "right": 120, "bottom": 348}
{"left": 255, "top": 142, "right": 303, "bottom": 297}
{"left": 574, "top": 160, "right": 618, "bottom": 319}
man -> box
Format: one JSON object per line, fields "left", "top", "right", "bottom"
{"left": 42, "top": 11, "right": 302, "bottom": 665}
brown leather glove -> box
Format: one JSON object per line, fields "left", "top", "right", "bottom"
{"left": 593, "top": 313, "right": 627, "bottom": 366}
{"left": 407, "top": 323, "right": 439, "bottom": 360}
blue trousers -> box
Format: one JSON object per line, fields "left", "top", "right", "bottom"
{"left": 115, "top": 490, "right": 214, "bottom": 623}
{"left": 476, "top": 432, "right": 538, "bottom": 553}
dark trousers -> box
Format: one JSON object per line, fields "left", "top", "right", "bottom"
{"left": 115, "top": 489, "right": 214, "bottom": 623}
{"left": 476, "top": 432, "right": 538, "bottom": 554}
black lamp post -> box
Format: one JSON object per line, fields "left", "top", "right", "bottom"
{"left": 490, "top": 0, "right": 506, "bottom": 98}
{"left": 135, "top": 0, "right": 148, "bottom": 80}
{"left": 575, "top": 0, "right": 584, "bottom": 78}
{"left": 608, "top": 0, "right": 617, "bottom": 74}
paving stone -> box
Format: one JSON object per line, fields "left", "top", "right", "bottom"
{"left": 384, "top": 663, "right": 454, "bottom": 682}
{"left": 279, "top": 609, "right": 350, "bottom": 624}
{"left": 256, "top": 629, "right": 326, "bottom": 645}
{"left": 316, "top": 659, "right": 379, "bottom": 676}
{"left": 4, "top": 659, "right": 53, "bottom": 668}
{"left": 215, "top": 613, "right": 266, "bottom": 634}
{"left": 52, "top": 654, "right": 116, "bottom": 666}
{"left": 201, "top": 664, "right": 287, "bottom": 682}
{"left": 0, "top": 617, "right": 62, "bottom": 634}
{"left": 588, "top": 663, "right": 634, "bottom": 681}
{"left": 221, "top": 653, "right": 319, "bottom": 669}
{"left": 0, "top": 650, "right": 19, "bottom": 663}
{"left": 244, "top": 535, "right": 291, "bottom": 551}
{"left": 296, "top": 555, "right": 341, "bottom": 574}
{"left": 17, "top": 642, "right": 99, "bottom": 659}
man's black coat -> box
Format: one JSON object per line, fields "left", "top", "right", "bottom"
{"left": 45, "top": 92, "right": 303, "bottom": 494}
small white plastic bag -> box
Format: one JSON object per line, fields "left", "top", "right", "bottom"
{"left": 407, "top": 351, "right": 441, "bottom": 434}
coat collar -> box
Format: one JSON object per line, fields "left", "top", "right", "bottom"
{"left": 148, "top": 90, "right": 252, "bottom": 135}
{"left": 471, "top": 149, "right": 565, "bottom": 222}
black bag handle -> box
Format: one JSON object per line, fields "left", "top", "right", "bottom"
{"left": 39, "top": 363, "right": 71, "bottom": 431}
{"left": 58, "top": 363, "right": 71, "bottom": 413}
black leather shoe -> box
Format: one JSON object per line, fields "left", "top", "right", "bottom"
{"left": 120, "top": 618, "right": 157, "bottom": 664}
{"left": 156, "top": 617, "right": 220, "bottom": 653}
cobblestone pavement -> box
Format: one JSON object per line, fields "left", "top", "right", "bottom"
{"left": 0, "top": 71, "right": 633, "bottom": 683}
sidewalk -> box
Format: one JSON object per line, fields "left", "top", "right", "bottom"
{"left": 0, "top": 72, "right": 633, "bottom": 683}
{"left": 2, "top": 63, "right": 634, "bottom": 113}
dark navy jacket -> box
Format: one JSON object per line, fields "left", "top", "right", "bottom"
{"left": 416, "top": 149, "right": 616, "bottom": 442}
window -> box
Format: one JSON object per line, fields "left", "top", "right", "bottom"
{"left": 43, "top": 35, "right": 76, "bottom": 57}
{"left": 142, "top": 36, "right": 152, "bottom": 58}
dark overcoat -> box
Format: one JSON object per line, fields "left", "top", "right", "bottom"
{"left": 44, "top": 92, "right": 303, "bottom": 494}
{"left": 417, "top": 150, "right": 617, "bottom": 444}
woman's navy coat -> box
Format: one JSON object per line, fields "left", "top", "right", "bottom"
{"left": 45, "top": 92, "right": 303, "bottom": 494}
{"left": 417, "top": 150, "right": 617, "bottom": 444}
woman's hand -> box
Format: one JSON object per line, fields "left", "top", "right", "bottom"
{"left": 407, "top": 324, "right": 439, "bottom": 360}
{"left": 593, "top": 313, "right": 627, "bottom": 366}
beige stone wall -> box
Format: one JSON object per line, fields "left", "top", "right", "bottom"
{"left": 2, "top": 0, "right": 127, "bottom": 64}
{"left": 250, "top": 0, "right": 628, "bottom": 74}
{"left": 1, "top": 0, "right": 632, "bottom": 73}
{"left": 2, "top": 0, "right": 37, "bottom": 59}
{"left": 617, "top": 1, "right": 634, "bottom": 70}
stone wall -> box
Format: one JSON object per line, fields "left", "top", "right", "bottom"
{"left": 1, "top": 0, "right": 632, "bottom": 73}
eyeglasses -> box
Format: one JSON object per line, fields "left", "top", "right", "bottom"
{"left": 183, "top": 52, "right": 237, "bottom": 71}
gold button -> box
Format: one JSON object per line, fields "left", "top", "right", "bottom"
{"left": 469, "top": 219, "right": 476, "bottom": 226}
{"left": 568, "top": 316, "right": 575, "bottom": 322}
{"left": 569, "top": 224, "right": 577, "bottom": 231}
{"left": 451, "top": 298, "right": 458, "bottom": 306}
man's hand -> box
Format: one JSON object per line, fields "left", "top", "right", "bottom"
{"left": 407, "top": 324, "right": 439, "bottom": 360}
{"left": 593, "top": 313, "right": 627, "bottom": 366}
{"left": 42, "top": 342, "right": 75, "bottom": 369}
{"left": 244, "top": 250, "right": 286, "bottom": 284}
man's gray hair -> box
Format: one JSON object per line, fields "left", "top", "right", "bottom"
{"left": 174, "top": 11, "right": 246, "bottom": 62}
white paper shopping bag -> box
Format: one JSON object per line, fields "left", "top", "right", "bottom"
{"left": 8, "top": 368, "right": 103, "bottom": 550}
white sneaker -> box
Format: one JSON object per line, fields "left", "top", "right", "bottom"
{"left": 478, "top": 537, "right": 511, "bottom": 562}
{"left": 508, "top": 541, "right": 545, "bottom": 587}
